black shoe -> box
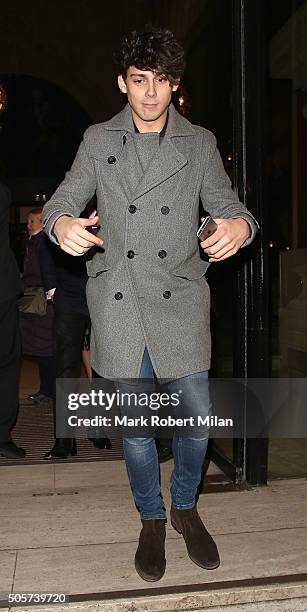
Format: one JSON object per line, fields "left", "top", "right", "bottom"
{"left": 26, "top": 392, "right": 52, "bottom": 406}
{"left": 135, "top": 519, "right": 166, "bottom": 581}
{"left": 89, "top": 437, "right": 112, "bottom": 450}
{"left": 44, "top": 438, "right": 77, "bottom": 459}
{"left": 26, "top": 391, "right": 39, "bottom": 400}
{"left": 0, "top": 441, "right": 26, "bottom": 458}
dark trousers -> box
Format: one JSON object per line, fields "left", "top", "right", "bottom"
{"left": 37, "top": 356, "right": 55, "bottom": 398}
{"left": 53, "top": 309, "right": 90, "bottom": 437}
{"left": 0, "top": 297, "right": 21, "bottom": 443}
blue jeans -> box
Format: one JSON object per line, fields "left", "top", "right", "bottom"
{"left": 122, "top": 348, "right": 211, "bottom": 520}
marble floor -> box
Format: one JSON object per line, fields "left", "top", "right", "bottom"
{"left": 0, "top": 460, "right": 307, "bottom": 611}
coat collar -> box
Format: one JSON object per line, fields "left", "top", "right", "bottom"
{"left": 103, "top": 102, "right": 195, "bottom": 137}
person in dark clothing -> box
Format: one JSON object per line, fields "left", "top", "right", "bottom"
{"left": 0, "top": 183, "right": 25, "bottom": 458}
{"left": 40, "top": 208, "right": 112, "bottom": 459}
{"left": 20, "top": 208, "right": 55, "bottom": 404}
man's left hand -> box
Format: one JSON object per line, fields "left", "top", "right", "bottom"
{"left": 200, "top": 218, "right": 250, "bottom": 262}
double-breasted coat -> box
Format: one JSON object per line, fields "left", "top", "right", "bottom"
{"left": 43, "top": 103, "right": 258, "bottom": 379}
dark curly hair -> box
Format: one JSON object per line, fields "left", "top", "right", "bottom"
{"left": 116, "top": 25, "right": 185, "bottom": 84}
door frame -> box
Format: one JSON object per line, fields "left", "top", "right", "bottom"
{"left": 209, "top": 0, "right": 270, "bottom": 485}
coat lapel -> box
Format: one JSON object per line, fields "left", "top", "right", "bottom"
{"left": 103, "top": 102, "right": 195, "bottom": 202}
{"left": 115, "top": 132, "right": 144, "bottom": 201}
{"left": 131, "top": 137, "right": 188, "bottom": 202}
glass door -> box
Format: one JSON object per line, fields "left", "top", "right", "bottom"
{"left": 266, "top": 0, "right": 307, "bottom": 479}
{"left": 183, "top": 0, "right": 270, "bottom": 484}
{"left": 183, "top": 0, "right": 243, "bottom": 483}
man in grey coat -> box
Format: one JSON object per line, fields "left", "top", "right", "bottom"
{"left": 43, "top": 26, "right": 258, "bottom": 581}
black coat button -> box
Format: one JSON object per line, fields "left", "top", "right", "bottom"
{"left": 161, "top": 206, "right": 170, "bottom": 215}
{"left": 158, "top": 250, "right": 167, "bottom": 258}
{"left": 114, "top": 292, "right": 123, "bottom": 300}
{"left": 163, "top": 291, "right": 171, "bottom": 299}
{"left": 128, "top": 205, "right": 137, "bottom": 214}
{"left": 127, "top": 250, "right": 135, "bottom": 259}
{"left": 107, "top": 156, "right": 116, "bottom": 164}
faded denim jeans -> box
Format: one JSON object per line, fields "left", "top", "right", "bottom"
{"left": 121, "top": 348, "right": 211, "bottom": 520}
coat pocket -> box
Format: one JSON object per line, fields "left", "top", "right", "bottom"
{"left": 172, "top": 258, "right": 210, "bottom": 280}
{"left": 86, "top": 252, "right": 110, "bottom": 278}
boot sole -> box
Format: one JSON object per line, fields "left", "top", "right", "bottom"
{"left": 171, "top": 520, "right": 220, "bottom": 570}
{"left": 135, "top": 559, "right": 166, "bottom": 582}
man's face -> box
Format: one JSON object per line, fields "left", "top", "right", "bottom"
{"left": 118, "top": 66, "right": 179, "bottom": 125}
{"left": 27, "top": 213, "right": 42, "bottom": 235}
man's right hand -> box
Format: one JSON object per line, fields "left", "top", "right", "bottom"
{"left": 53, "top": 215, "right": 104, "bottom": 256}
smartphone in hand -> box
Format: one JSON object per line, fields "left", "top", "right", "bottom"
{"left": 87, "top": 225, "right": 98, "bottom": 236}
{"left": 197, "top": 215, "right": 218, "bottom": 241}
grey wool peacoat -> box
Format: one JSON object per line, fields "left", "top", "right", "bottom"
{"left": 43, "top": 102, "right": 258, "bottom": 380}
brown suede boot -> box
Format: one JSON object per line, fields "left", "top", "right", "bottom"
{"left": 135, "top": 519, "right": 166, "bottom": 581}
{"left": 171, "top": 505, "right": 220, "bottom": 569}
